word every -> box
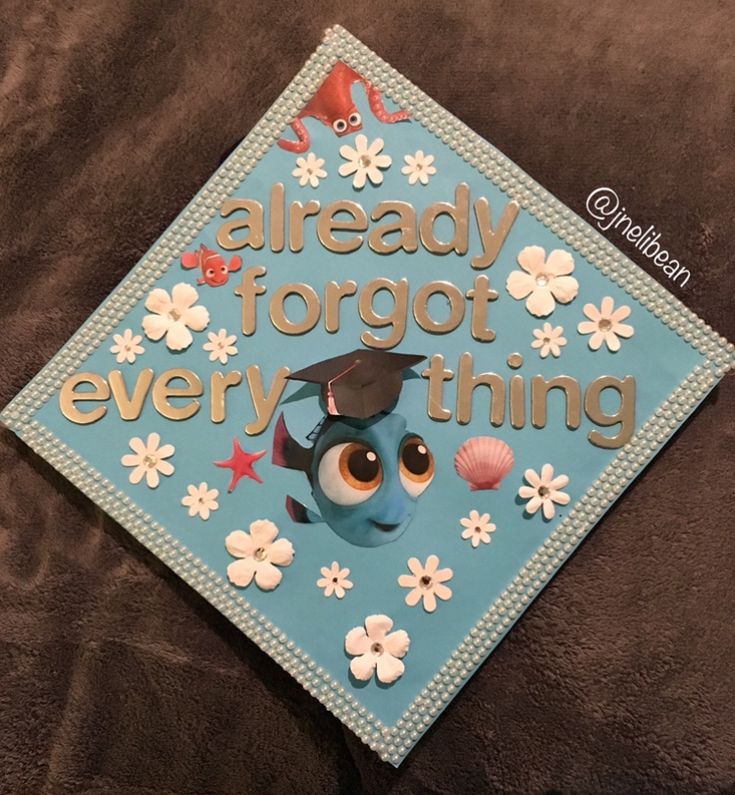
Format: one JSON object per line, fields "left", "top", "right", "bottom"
{"left": 59, "top": 356, "right": 636, "bottom": 448}
{"left": 586, "top": 186, "right": 690, "bottom": 287}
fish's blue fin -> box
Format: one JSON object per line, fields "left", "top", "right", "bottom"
{"left": 285, "top": 495, "right": 323, "bottom": 524}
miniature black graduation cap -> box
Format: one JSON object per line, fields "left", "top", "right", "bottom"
{"left": 287, "top": 349, "right": 425, "bottom": 419}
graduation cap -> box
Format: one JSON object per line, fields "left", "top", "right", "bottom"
{"left": 287, "top": 349, "right": 425, "bottom": 419}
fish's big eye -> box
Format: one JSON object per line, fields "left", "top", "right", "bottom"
{"left": 317, "top": 442, "right": 382, "bottom": 506}
{"left": 348, "top": 112, "right": 361, "bottom": 127}
{"left": 399, "top": 436, "right": 435, "bottom": 498}
{"left": 220, "top": 264, "right": 228, "bottom": 274}
{"left": 332, "top": 118, "right": 348, "bottom": 133}
{"left": 205, "top": 267, "right": 215, "bottom": 278}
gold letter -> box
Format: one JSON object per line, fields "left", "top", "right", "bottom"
{"left": 419, "top": 183, "right": 469, "bottom": 255}
{"left": 585, "top": 376, "right": 636, "bottom": 448}
{"left": 531, "top": 375, "right": 581, "bottom": 429}
{"left": 466, "top": 275, "right": 498, "bottom": 342}
{"left": 289, "top": 200, "right": 321, "bottom": 252}
{"left": 270, "top": 283, "right": 321, "bottom": 335}
{"left": 211, "top": 371, "right": 243, "bottom": 423}
{"left": 317, "top": 200, "right": 368, "bottom": 253}
{"left": 510, "top": 374, "right": 525, "bottom": 429}
{"left": 234, "top": 265, "right": 267, "bottom": 336}
{"left": 358, "top": 277, "right": 409, "bottom": 349}
{"left": 109, "top": 368, "right": 154, "bottom": 421}
{"left": 152, "top": 369, "right": 203, "bottom": 420}
{"left": 217, "top": 199, "right": 265, "bottom": 250}
{"left": 59, "top": 373, "right": 110, "bottom": 424}
{"left": 421, "top": 354, "right": 454, "bottom": 421}
{"left": 412, "top": 281, "right": 465, "bottom": 334}
{"left": 270, "top": 183, "right": 285, "bottom": 253}
{"left": 471, "top": 198, "right": 519, "bottom": 269}
{"left": 369, "top": 202, "right": 418, "bottom": 254}
{"left": 456, "top": 352, "right": 505, "bottom": 425}
{"left": 324, "top": 280, "right": 358, "bottom": 333}
{"left": 245, "top": 365, "right": 290, "bottom": 435}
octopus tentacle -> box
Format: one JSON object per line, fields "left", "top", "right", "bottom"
{"left": 365, "top": 83, "right": 410, "bottom": 124}
{"left": 278, "top": 118, "right": 311, "bottom": 153}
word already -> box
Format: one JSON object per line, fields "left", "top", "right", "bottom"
{"left": 586, "top": 186, "right": 690, "bottom": 287}
{"left": 217, "top": 182, "right": 519, "bottom": 268}
{"left": 58, "top": 357, "right": 636, "bottom": 448}
{"left": 235, "top": 267, "right": 499, "bottom": 349}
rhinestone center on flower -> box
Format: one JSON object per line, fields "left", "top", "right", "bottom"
{"left": 253, "top": 547, "right": 267, "bottom": 561}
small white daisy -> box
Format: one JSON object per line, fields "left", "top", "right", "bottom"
{"left": 121, "top": 433, "right": 175, "bottom": 488}
{"left": 181, "top": 482, "right": 219, "bottom": 520}
{"left": 292, "top": 152, "right": 327, "bottom": 187}
{"left": 316, "top": 561, "right": 353, "bottom": 598}
{"left": 203, "top": 329, "right": 238, "bottom": 364}
{"left": 401, "top": 150, "right": 436, "bottom": 185}
{"left": 110, "top": 329, "right": 144, "bottom": 364}
{"left": 397, "top": 555, "right": 453, "bottom": 612}
{"left": 578, "top": 297, "right": 634, "bottom": 352}
{"left": 518, "top": 464, "right": 571, "bottom": 520}
{"left": 460, "top": 510, "right": 496, "bottom": 548}
{"left": 531, "top": 323, "right": 567, "bottom": 358}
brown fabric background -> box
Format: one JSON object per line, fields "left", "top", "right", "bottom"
{"left": 1, "top": 2, "right": 733, "bottom": 793}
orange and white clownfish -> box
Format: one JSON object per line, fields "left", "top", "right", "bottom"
{"left": 181, "top": 244, "right": 242, "bottom": 288}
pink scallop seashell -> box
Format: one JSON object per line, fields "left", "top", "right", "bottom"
{"left": 454, "top": 436, "right": 514, "bottom": 491}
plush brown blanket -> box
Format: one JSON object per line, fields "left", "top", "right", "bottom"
{"left": 1, "top": 2, "right": 733, "bottom": 793}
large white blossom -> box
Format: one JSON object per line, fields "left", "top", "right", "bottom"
{"left": 506, "top": 246, "right": 579, "bottom": 317}
{"left": 338, "top": 135, "right": 391, "bottom": 188}
{"left": 142, "top": 283, "right": 209, "bottom": 351}
{"left": 225, "top": 520, "right": 294, "bottom": 591}
{"left": 344, "top": 614, "right": 409, "bottom": 684}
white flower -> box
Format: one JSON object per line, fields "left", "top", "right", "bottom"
{"left": 110, "top": 328, "right": 144, "bottom": 364}
{"left": 292, "top": 152, "right": 327, "bottom": 187}
{"left": 316, "top": 561, "right": 353, "bottom": 598}
{"left": 225, "top": 520, "right": 294, "bottom": 591}
{"left": 338, "top": 134, "right": 391, "bottom": 188}
{"left": 401, "top": 150, "right": 436, "bottom": 185}
{"left": 142, "top": 282, "right": 209, "bottom": 351}
{"left": 397, "top": 555, "right": 453, "bottom": 613}
{"left": 345, "top": 614, "right": 409, "bottom": 684}
{"left": 518, "top": 464, "right": 570, "bottom": 520}
{"left": 460, "top": 510, "right": 496, "bottom": 548}
{"left": 121, "top": 433, "right": 175, "bottom": 488}
{"left": 506, "top": 246, "right": 579, "bottom": 317}
{"left": 531, "top": 322, "right": 567, "bottom": 358}
{"left": 181, "top": 482, "right": 219, "bottom": 520}
{"left": 577, "top": 296, "right": 634, "bottom": 352}
{"left": 203, "top": 328, "right": 238, "bottom": 364}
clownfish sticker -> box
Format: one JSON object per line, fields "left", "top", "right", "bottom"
{"left": 181, "top": 244, "right": 242, "bottom": 287}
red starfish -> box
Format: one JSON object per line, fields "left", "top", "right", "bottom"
{"left": 214, "top": 439, "right": 266, "bottom": 492}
